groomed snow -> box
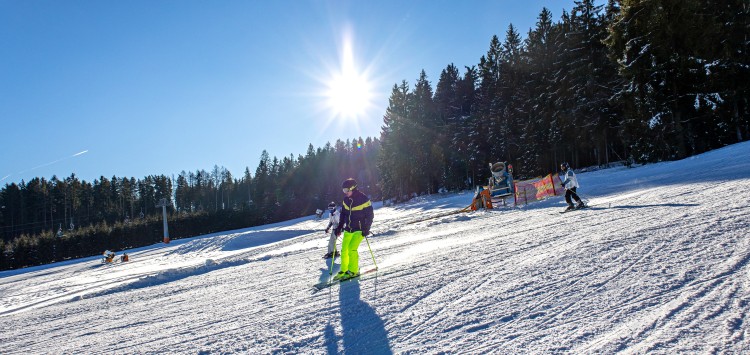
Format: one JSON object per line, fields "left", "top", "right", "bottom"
{"left": 2, "top": 142, "right": 750, "bottom": 354}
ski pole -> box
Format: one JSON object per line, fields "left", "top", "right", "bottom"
{"left": 328, "top": 231, "right": 339, "bottom": 279}
{"left": 363, "top": 234, "right": 378, "bottom": 271}
{"left": 578, "top": 192, "right": 590, "bottom": 203}
{"left": 576, "top": 191, "right": 593, "bottom": 201}
{"left": 328, "top": 253, "right": 335, "bottom": 280}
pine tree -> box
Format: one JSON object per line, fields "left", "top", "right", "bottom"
{"left": 378, "top": 81, "right": 412, "bottom": 200}
{"left": 475, "top": 35, "right": 503, "bottom": 182}
{"left": 241, "top": 167, "right": 253, "bottom": 209}
{"left": 454, "top": 66, "right": 480, "bottom": 187}
{"left": 698, "top": 0, "right": 750, "bottom": 146}
{"left": 175, "top": 172, "right": 190, "bottom": 212}
{"left": 497, "top": 24, "right": 525, "bottom": 166}
{"left": 608, "top": 0, "right": 711, "bottom": 161}
{"left": 523, "top": 8, "right": 556, "bottom": 174}
{"left": 410, "top": 70, "right": 438, "bottom": 193}
{"left": 567, "top": 0, "right": 620, "bottom": 166}
{"left": 434, "top": 63, "right": 465, "bottom": 189}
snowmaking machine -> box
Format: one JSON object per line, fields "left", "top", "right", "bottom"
{"left": 470, "top": 161, "right": 515, "bottom": 210}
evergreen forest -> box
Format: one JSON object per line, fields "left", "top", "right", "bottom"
{"left": 1, "top": 0, "right": 747, "bottom": 270}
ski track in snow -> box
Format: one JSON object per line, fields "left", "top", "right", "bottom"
{"left": 1, "top": 142, "right": 750, "bottom": 353}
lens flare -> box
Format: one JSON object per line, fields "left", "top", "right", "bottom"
{"left": 324, "top": 32, "right": 374, "bottom": 120}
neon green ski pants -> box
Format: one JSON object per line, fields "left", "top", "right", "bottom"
{"left": 340, "top": 230, "right": 364, "bottom": 274}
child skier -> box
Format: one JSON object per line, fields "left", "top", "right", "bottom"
{"left": 559, "top": 162, "right": 585, "bottom": 211}
{"left": 323, "top": 202, "right": 340, "bottom": 259}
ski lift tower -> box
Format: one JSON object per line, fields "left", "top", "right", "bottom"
{"left": 156, "top": 198, "right": 171, "bottom": 244}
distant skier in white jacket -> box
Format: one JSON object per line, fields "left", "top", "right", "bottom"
{"left": 559, "top": 162, "right": 585, "bottom": 211}
{"left": 323, "top": 202, "right": 340, "bottom": 259}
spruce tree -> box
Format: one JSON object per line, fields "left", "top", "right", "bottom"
{"left": 523, "top": 8, "right": 556, "bottom": 174}
{"left": 378, "top": 81, "right": 412, "bottom": 200}
{"left": 435, "top": 63, "right": 465, "bottom": 189}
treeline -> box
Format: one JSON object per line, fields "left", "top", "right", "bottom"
{"left": 173, "top": 138, "right": 381, "bottom": 222}
{"left": 0, "top": 138, "right": 379, "bottom": 270}
{"left": 2, "top": 0, "right": 747, "bottom": 270}
{"left": 377, "top": 0, "right": 748, "bottom": 199}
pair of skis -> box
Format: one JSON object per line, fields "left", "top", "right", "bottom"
{"left": 312, "top": 267, "right": 379, "bottom": 291}
{"left": 559, "top": 204, "right": 588, "bottom": 213}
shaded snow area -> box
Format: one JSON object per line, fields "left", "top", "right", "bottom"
{"left": 2, "top": 142, "right": 750, "bottom": 354}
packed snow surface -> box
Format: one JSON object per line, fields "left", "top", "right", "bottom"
{"left": 2, "top": 142, "right": 750, "bottom": 354}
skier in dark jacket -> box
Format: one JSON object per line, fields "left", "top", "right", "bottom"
{"left": 333, "top": 178, "right": 374, "bottom": 281}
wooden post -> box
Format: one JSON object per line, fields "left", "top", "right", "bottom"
{"left": 550, "top": 174, "right": 557, "bottom": 196}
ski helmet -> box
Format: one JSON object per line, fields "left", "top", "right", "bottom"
{"left": 327, "top": 201, "right": 336, "bottom": 211}
{"left": 560, "top": 162, "right": 570, "bottom": 170}
{"left": 342, "top": 178, "right": 357, "bottom": 192}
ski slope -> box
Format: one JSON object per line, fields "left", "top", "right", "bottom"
{"left": 2, "top": 142, "right": 750, "bottom": 354}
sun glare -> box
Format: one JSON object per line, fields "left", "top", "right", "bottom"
{"left": 324, "top": 37, "right": 374, "bottom": 120}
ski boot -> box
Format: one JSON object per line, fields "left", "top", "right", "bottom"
{"left": 323, "top": 250, "right": 339, "bottom": 259}
{"left": 334, "top": 270, "right": 358, "bottom": 281}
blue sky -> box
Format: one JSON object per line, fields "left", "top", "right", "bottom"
{"left": 1, "top": 0, "right": 586, "bottom": 185}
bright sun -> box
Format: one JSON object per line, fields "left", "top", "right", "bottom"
{"left": 327, "top": 71, "right": 371, "bottom": 119}
{"left": 324, "top": 38, "right": 373, "bottom": 120}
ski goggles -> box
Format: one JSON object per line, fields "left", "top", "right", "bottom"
{"left": 342, "top": 186, "right": 356, "bottom": 193}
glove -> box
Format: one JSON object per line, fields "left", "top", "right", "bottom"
{"left": 334, "top": 228, "right": 342, "bottom": 237}
{"left": 362, "top": 224, "right": 371, "bottom": 237}
{"left": 325, "top": 228, "right": 330, "bottom": 234}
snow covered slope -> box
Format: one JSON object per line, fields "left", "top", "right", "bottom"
{"left": 2, "top": 142, "right": 750, "bottom": 354}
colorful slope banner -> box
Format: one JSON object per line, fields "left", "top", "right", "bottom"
{"left": 532, "top": 174, "right": 557, "bottom": 199}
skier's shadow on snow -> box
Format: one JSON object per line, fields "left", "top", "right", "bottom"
{"left": 331, "top": 281, "right": 392, "bottom": 355}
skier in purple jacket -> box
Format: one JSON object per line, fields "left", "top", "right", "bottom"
{"left": 333, "top": 178, "right": 374, "bottom": 281}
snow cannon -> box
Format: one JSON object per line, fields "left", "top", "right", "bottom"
{"left": 487, "top": 161, "right": 515, "bottom": 206}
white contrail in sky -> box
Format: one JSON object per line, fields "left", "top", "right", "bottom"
{"left": 23, "top": 150, "right": 89, "bottom": 172}
{"left": 1, "top": 150, "right": 89, "bottom": 183}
